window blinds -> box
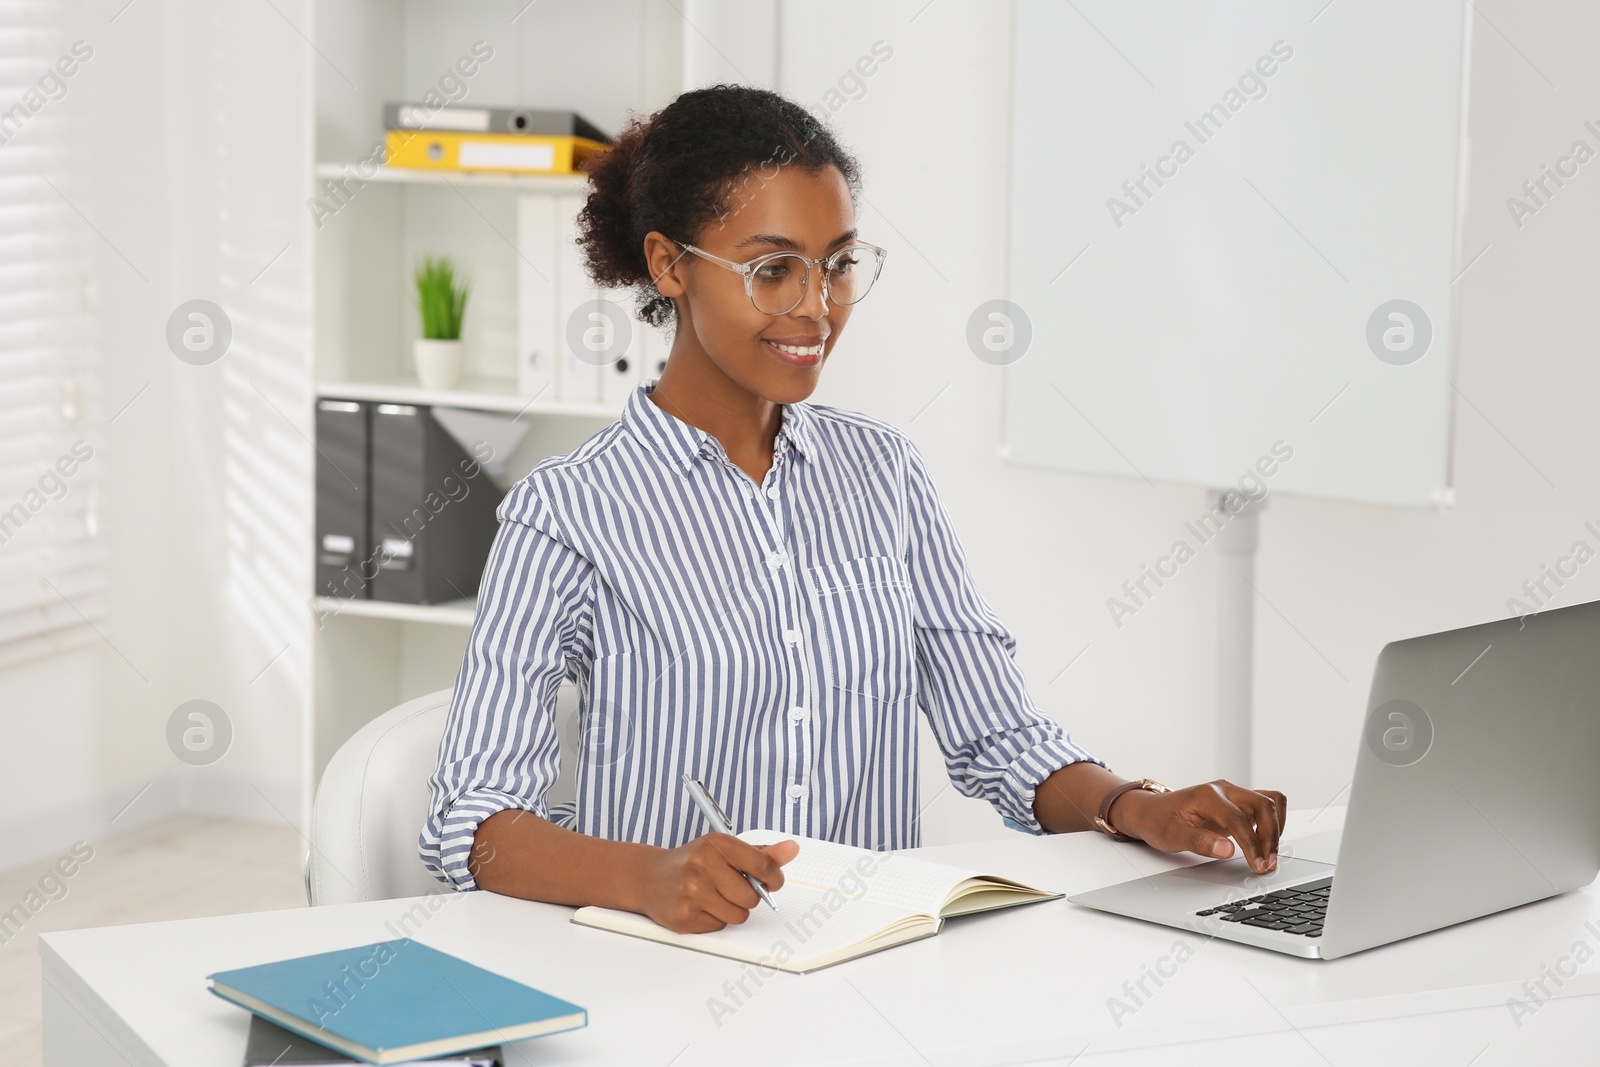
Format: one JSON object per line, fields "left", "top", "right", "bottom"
{"left": 0, "top": 7, "right": 106, "bottom": 669}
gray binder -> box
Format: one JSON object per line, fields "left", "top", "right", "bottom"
{"left": 383, "top": 102, "right": 611, "bottom": 143}
{"left": 369, "top": 403, "right": 501, "bottom": 605}
{"left": 314, "top": 399, "right": 370, "bottom": 600}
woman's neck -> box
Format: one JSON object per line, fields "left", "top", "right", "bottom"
{"left": 649, "top": 335, "right": 783, "bottom": 486}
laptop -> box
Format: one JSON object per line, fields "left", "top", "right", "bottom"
{"left": 1069, "top": 597, "right": 1600, "bottom": 959}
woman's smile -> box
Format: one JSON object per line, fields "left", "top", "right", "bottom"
{"left": 761, "top": 334, "right": 827, "bottom": 367}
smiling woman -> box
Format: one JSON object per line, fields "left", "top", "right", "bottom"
{"left": 574, "top": 84, "right": 882, "bottom": 478}
{"left": 419, "top": 84, "right": 1289, "bottom": 939}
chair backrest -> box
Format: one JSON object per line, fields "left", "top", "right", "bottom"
{"left": 308, "top": 683, "right": 580, "bottom": 905}
{"left": 309, "top": 689, "right": 455, "bottom": 906}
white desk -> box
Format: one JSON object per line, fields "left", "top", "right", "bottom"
{"left": 41, "top": 810, "right": 1600, "bottom": 1066}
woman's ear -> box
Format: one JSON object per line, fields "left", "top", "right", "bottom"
{"left": 643, "top": 231, "right": 690, "bottom": 301}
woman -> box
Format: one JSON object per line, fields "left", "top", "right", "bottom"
{"left": 420, "top": 85, "right": 1286, "bottom": 934}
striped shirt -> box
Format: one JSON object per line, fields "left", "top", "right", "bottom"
{"left": 420, "top": 380, "right": 1103, "bottom": 890}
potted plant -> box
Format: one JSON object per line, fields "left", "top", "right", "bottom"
{"left": 412, "top": 255, "right": 470, "bottom": 390}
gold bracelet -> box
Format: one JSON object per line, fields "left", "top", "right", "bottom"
{"left": 1093, "top": 778, "right": 1171, "bottom": 841}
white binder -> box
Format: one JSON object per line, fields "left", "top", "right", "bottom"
{"left": 554, "top": 193, "right": 600, "bottom": 404}
{"left": 641, "top": 320, "right": 671, "bottom": 385}
{"left": 596, "top": 285, "right": 647, "bottom": 409}
{"left": 521, "top": 193, "right": 662, "bottom": 412}
{"left": 515, "top": 195, "right": 558, "bottom": 404}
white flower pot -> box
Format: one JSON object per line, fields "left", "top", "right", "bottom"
{"left": 413, "top": 338, "right": 464, "bottom": 390}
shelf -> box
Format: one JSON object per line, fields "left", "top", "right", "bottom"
{"left": 315, "top": 377, "right": 621, "bottom": 420}
{"left": 315, "top": 162, "right": 591, "bottom": 194}
{"left": 312, "top": 596, "right": 478, "bottom": 627}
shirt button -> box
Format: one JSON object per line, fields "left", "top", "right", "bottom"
{"left": 767, "top": 550, "right": 787, "bottom": 569}
{"left": 789, "top": 706, "right": 807, "bottom": 723}
{"left": 783, "top": 628, "right": 801, "bottom": 644}
{"left": 766, "top": 486, "right": 780, "bottom": 500}
{"left": 788, "top": 783, "right": 807, "bottom": 800}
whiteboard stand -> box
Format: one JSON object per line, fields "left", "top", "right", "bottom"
{"left": 1213, "top": 490, "right": 1266, "bottom": 784}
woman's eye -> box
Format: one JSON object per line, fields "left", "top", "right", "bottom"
{"left": 755, "top": 262, "right": 791, "bottom": 280}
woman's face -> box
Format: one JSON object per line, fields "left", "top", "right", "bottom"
{"left": 648, "top": 164, "right": 858, "bottom": 405}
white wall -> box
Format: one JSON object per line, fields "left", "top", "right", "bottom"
{"left": 0, "top": 1, "right": 183, "bottom": 867}
{"left": 157, "top": 0, "right": 314, "bottom": 828}
{"left": 1252, "top": 3, "right": 1600, "bottom": 813}
{"left": 0, "top": 0, "right": 312, "bottom": 869}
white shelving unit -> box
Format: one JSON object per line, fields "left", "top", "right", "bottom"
{"left": 315, "top": 161, "right": 590, "bottom": 194}
{"left": 308, "top": 0, "right": 683, "bottom": 789}
{"left": 312, "top": 375, "right": 617, "bottom": 420}
{"left": 311, "top": 596, "right": 478, "bottom": 628}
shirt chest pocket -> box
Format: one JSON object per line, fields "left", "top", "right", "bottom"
{"left": 805, "top": 554, "right": 918, "bottom": 705}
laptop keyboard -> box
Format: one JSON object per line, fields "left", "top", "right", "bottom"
{"left": 1195, "top": 876, "right": 1332, "bottom": 937}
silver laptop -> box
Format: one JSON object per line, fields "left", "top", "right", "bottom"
{"left": 1069, "top": 598, "right": 1600, "bottom": 959}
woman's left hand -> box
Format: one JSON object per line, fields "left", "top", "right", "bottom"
{"left": 1109, "top": 780, "right": 1287, "bottom": 874}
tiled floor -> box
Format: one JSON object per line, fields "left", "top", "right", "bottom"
{"left": 0, "top": 814, "right": 306, "bottom": 1065}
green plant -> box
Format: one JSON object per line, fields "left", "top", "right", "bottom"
{"left": 413, "top": 256, "right": 470, "bottom": 340}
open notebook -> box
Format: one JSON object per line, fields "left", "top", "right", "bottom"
{"left": 570, "top": 829, "right": 1062, "bottom": 974}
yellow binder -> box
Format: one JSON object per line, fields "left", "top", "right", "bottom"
{"left": 384, "top": 130, "right": 610, "bottom": 175}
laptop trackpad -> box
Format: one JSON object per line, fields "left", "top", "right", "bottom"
{"left": 1168, "top": 855, "right": 1334, "bottom": 887}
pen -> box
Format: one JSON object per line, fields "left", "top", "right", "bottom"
{"left": 681, "top": 773, "right": 779, "bottom": 912}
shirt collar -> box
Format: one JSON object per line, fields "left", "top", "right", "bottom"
{"left": 625, "top": 380, "right": 818, "bottom": 475}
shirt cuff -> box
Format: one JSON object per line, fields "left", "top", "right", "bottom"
{"left": 423, "top": 788, "right": 549, "bottom": 891}
{"left": 1000, "top": 736, "right": 1108, "bottom": 836}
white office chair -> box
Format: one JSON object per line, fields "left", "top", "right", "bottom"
{"left": 306, "top": 684, "right": 579, "bottom": 906}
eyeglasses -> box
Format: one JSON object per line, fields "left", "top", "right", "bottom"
{"left": 671, "top": 239, "right": 887, "bottom": 316}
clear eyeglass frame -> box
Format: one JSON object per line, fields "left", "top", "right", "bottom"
{"left": 670, "top": 239, "right": 888, "bottom": 315}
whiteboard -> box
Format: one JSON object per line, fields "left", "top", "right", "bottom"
{"left": 1002, "top": 0, "right": 1469, "bottom": 508}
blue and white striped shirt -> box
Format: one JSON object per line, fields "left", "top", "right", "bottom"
{"left": 420, "top": 381, "right": 1102, "bottom": 890}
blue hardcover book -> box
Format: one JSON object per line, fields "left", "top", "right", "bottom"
{"left": 207, "top": 940, "right": 586, "bottom": 1065}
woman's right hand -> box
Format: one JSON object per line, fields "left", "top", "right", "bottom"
{"left": 634, "top": 833, "right": 800, "bottom": 933}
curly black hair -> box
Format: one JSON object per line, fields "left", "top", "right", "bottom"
{"left": 577, "top": 84, "right": 863, "bottom": 329}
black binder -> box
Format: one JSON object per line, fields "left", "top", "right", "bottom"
{"left": 369, "top": 403, "right": 501, "bottom": 605}
{"left": 314, "top": 399, "right": 370, "bottom": 600}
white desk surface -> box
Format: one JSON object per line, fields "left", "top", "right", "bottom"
{"left": 40, "top": 808, "right": 1600, "bottom": 1066}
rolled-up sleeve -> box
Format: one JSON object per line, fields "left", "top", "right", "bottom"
{"left": 903, "top": 439, "right": 1105, "bottom": 834}
{"left": 419, "top": 488, "right": 595, "bottom": 890}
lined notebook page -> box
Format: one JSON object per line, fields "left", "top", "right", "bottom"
{"left": 702, "top": 883, "right": 921, "bottom": 961}
{"left": 741, "top": 830, "right": 985, "bottom": 917}
{"left": 577, "top": 883, "right": 922, "bottom": 966}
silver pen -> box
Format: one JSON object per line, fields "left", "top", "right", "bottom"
{"left": 681, "top": 773, "right": 779, "bottom": 911}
